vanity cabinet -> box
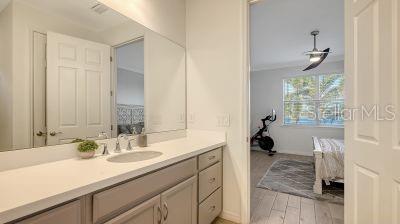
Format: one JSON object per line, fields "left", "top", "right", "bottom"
{"left": 91, "top": 158, "right": 197, "bottom": 223}
{"left": 104, "top": 176, "right": 197, "bottom": 224}
{"left": 9, "top": 148, "right": 223, "bottom": 224}
{"left": 104, "top": 196, "right": 161, "bottom": 224}
{"left": 16, "top": 200, "right": 83, "bottom": 224}
{"left": 160, "top": 176, "right": 197, "bottom": 224}
{"left": 198, "top": 149, "right": 223, "bottom": 224}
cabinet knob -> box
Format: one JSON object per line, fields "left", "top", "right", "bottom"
{"left": 208, "top": 155, "right": 216, "bottom": 160}
{"left": 209, "top": 177, "right": 216, "bottom": 183}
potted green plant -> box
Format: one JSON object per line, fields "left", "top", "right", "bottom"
{"left": 77, "top": 140, "right": 99, "bottom": 159}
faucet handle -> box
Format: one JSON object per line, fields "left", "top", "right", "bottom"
{"left": 115, "top": 141, "right": 122, "bottom": 153}
{"left": 127, "top": 140, "right": 133, "bottom": 151}
{"left": 100, "top": 143, "right": 109, "bottom": 155}
{"left": 98, "top": 132, "right": 109, "bottom": 140}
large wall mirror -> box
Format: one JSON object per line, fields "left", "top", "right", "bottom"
{"left": 0, "top": 0, "right": 186, "bottom": 151}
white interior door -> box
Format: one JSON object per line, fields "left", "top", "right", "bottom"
{"left": 47, "top": 32, "right": 111, "bottom": 145}
{"left": 33, "top": 32, "right": 47, "bottom": 147}
{"left": 345, "top": 0, "right": 399, "bottom": 223}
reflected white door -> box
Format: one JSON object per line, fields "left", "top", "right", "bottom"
{"left": 46, "top": 32, "right": 111, "bottom": 145}
{"left": 345, "top": 0, "right": 399, "bottom": 223}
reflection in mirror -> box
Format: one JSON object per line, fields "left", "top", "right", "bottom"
{"left": 0, "top": 0, "right": 186, "bottom": 151}
{"left": 115, "top": 39, "right": 145, "bottom": 136}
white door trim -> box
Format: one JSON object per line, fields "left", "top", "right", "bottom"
{"left": 110, "top": 36, "right": 144, "bottom": 138}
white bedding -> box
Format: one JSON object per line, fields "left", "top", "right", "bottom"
{"left": 316, "top": 138, "right": 344, "bottom": 181}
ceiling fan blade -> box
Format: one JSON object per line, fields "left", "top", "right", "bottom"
{"left": 303, "top": 48, "right": 330, "bottom": 71}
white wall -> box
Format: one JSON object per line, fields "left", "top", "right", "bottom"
{"left": 0, "top": 3, "right": 13, "bottom": 151}
{"left": 98, "top": 0, "right": 186, "bottom": 47}
{"left": 186, "top": 0, "right": 249, "bottom": 222}
{"left": 251, "top": 61, "right": 345, "bottom": 156}
{"left": 116, "top": 68, "right": 144, "bottom": 106}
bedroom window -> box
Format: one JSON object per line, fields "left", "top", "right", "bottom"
{"left": 283, "top": 74, "right": 344, "bottom": 127}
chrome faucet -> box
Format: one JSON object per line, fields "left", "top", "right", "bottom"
{"left": 126, "top": 130, "right": 138, "bottom": 151}
{"left": 115, "top": 134, "right": 127, "bottom": 153}
{"left": 98, "top": 132, "right": 110, "bottom": 155}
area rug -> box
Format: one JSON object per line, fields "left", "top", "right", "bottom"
{"left": 257, "top": 159, "right": 344, "bottom": 204}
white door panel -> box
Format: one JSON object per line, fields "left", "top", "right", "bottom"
{"left": 345, "top": 0, "right": 399, "bottom": 223}
{"left": 47, "top": 32, "right": 111, "bottom": 145}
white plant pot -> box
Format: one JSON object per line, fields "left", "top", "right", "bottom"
{"left": 78, "top": 151, "right": 95, "bottom": 159}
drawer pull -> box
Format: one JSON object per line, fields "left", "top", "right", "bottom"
{"left": 208, "top": 155, "right": 216, "bottom": 160}
{"left": 157, "top": 205, "right": 162, "bottom": 224}
{"left": 209, "top": 177, "right": 216, "bottom": 183}
{"left": 163, "top": 202, "right": 169, "bottom": 221}
{"left": 209, "top": 205, "right": 216, "bottom": 213}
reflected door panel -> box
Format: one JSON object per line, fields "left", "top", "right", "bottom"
{"left": 46, "top": 32, "right": 111, "bottom": 145}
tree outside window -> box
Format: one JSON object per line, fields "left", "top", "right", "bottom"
{"left": 283, "top": 74, "right": 344, "bottom": 127}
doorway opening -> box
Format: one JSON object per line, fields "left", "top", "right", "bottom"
{"left": 249, "top": 0, "right": 345, "bottom": 223}
{"left": 112, "top": 38, "right": 145, "bottom": 137}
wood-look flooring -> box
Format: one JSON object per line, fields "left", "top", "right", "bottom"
{"left": 250, "top": 150, "right": 344, "bottom": 224}
{"left": 213, "top": 151, "right": 344, "bottom": 224}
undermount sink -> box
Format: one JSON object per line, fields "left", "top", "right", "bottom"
{"left": 107, "top": 151, "right": 163, "bottom": 163}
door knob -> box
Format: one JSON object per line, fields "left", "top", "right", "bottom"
{"left": 36, "top": 131, "right": 47, "bottom": 137}
{"left": 49, "top": 131, "right": 62, "bottom": 136}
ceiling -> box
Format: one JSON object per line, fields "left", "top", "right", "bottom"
{"left": 250, "top": 0, "right": 344, "bottom": 71}
{"left": 19, "top": 0, "right": 130, "bottom": 32}
{"left": 116, "top": 39, "right": 144, "bottom": 74}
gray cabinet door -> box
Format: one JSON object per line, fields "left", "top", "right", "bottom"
{"left": 161, "top": 176, "right": 197, "bottom": 224}
{"left": 17, "top": 200, "right": 82, "bottom": 224}
{"left": 104, "top": 195, "right": 161, "bottom": 224}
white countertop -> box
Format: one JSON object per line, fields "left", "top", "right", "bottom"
{"left": 0, "top": 131, "right": 226, "bottom": 223}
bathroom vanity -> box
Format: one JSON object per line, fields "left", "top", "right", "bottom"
{"left": 0, "top": 132, "right": 226, "bottom": 224}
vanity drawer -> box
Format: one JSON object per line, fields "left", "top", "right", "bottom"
{"left": 198, "top": 148, "right": 222, "bottom": 171}
{"left": 198, "top": 188, "right": 222, "bottom": 224}
{"left": 92, "top": 158, "right": 197, "bottom": 223}
{"left": 199, "top": 162, "right": 222, "bottom": 202}
{"left": 17, "top": 200, "right": 82, "bottom": 224}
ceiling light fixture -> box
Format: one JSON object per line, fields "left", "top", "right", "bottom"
{"left": 309, "top": 54, "right": 321, "bottom": 62}
{"left": 303, "top": 30, "right": 332, "bottom": 71}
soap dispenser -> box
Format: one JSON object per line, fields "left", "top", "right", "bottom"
{"left": 137, "top": 128, "right": 148, "bottom": 147}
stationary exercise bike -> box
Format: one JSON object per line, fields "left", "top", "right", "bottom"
{"left": 251, "top": 109, "right": 277, "bottom": 156}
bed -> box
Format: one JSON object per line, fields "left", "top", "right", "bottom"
{"left": 117, "top": 104, "right": 144, "bottom": 134}
{"left": 312, "top": 136, "right": 344, "bottom": 194}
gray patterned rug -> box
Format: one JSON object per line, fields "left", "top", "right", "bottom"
{"left": 257, "top": 159, "right": 344, "bottom": 204}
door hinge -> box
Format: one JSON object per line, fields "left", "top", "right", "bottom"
{"left": 111, "top": 125, "right": 113, "bottom": 130}
{"left": 110, "top": 56, "right": 113, "bottom": 62}
{"left": 110, "top": 91, "right": 113, "bottom": 96}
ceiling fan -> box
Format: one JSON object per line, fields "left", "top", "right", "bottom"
{"left": 303, "top": 30, "right": 332, "bottom": 71}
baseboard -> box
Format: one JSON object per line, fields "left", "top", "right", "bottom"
{"left": 251, "top": 146, "right": 313, "bottom": 157}
{"left": 276, "top": 149, "right": 313, "bottom": 157}
{"left": 220, "top": 210, "right": 241, "bottom": 223}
